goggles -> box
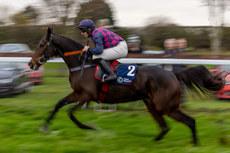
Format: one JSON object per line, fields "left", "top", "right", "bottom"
{"left": 81, "top": 29, "right": 88, "bottom": 33}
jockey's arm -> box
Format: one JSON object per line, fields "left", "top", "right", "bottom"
{"left": 88, "top": 34, "right": 104, "bottom": 55}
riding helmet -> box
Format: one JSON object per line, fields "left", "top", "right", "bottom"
{"left": 78, "top": 19, "right": 96, "bottom": 30}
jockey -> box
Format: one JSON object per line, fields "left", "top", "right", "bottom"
{"left": 78, "top": 19, "right": 128, "bottom": 83}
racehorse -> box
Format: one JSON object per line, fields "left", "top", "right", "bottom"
{"left": 28, "top": 27, "right": 226, "bottom": 145}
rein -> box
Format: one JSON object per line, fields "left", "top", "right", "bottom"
{"left": 33, "top": 34, "right": 84, "bottom": 65}
{"left": 64, "top": 50, "right": 84, "bottom": 56}
{"left": 33, "top": 34, "right": 90, "bottom": 73}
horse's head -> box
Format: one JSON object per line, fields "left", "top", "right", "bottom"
{"left": 28, "top": 27, "right": 57, "bottom": 70}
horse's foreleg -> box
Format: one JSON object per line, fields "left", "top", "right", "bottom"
{"left": 68, "top": 102, "right": 95, "bottom": 129}
{"left": 143, "top": 100, "right": 170, "bottom": 141}
{"left": 39, "top": 93, "right": 75, "bottom": 133}
{"left": 167, "top": 110, "right": 197, "bottom": 145}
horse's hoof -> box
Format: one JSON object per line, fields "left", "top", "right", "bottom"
{"left": 154, "top": 136, "right": 162, "bottom": 141}
{"left": 80, "top": 124, "right": 97, "bottom": 130}
{"left": 154, "top": 128, "right": 170, "bottom": 141}
{"left": 39, "top": 125, "right": 50, "bottom": 134}
{"left": 79, "top": 123, "right": 101, "bottom": 130}
{"left": 88, "top": 124, "right": 100, "bottom": 130}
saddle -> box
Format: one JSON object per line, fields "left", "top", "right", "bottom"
{"left": 95, "top": 60, "right": 137, "bottom": 103}
{"left": 95, "top": 60, "right": 137, "bottom": 85}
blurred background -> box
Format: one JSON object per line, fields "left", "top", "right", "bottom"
{"left": 0, "top": 0, "right": 230, "bottom": 53}
{"left": 1, "top": 0, "right": 230, "bottom": 153}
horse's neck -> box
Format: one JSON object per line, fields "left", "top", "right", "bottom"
{"left": 53, "top": 35, "right": 83, "bottom": 70}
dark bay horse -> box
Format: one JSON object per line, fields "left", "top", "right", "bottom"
{"left": 28, "top": 27, "right": 226, "bottom": 145}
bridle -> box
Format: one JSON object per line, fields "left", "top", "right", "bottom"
{"left": 31, "top": 34, "right": 89, "bottom": 72}
{"left": 32, "top": 34, "right": 63, "bottom": 67}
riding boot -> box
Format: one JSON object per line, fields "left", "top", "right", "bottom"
{"left": 96, "top": 58, "right": 117, "bottom": 83}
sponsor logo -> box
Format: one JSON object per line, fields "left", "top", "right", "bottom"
{"left": 117, "top": 77, "right": 124, "bottom": 83}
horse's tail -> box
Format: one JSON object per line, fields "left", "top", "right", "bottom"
{"left": 175, "top": 65, "right": 227, "bottom": 95}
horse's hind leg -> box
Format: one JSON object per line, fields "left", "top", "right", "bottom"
{"left": 68, "top": 102, "right": 95, "bottom": 130}
{"left": 143, "top": 100, "right": 170, "bottom": 141}
{"left": 40, "top": 93, "right": 75, "bottom": 133}
{"left": 167, "top": 110, "right": 197, "bottom": 145}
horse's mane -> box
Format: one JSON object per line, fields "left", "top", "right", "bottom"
{"left": 54, "top": 34, "right": 84, "bottom": 49}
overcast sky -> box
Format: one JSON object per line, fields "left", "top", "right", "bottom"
{"left": 0, "top": 0, "right": 230, "bottom": 27}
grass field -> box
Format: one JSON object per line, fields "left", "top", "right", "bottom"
{"left": 1, "top": 76, "right": 230, "bottom": 153}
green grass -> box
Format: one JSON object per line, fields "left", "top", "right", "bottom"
{"left": 43, "top": 63, "right": 69, "bottom": 77}
{"left": 1, "top": 77, "right": 230, "bottom": 153}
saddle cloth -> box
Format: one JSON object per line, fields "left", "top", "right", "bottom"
{"left": 95, "top": 60, "right": 137, "bottom": 85}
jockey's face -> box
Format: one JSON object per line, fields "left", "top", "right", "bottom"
{"left": 81, "top": 28, "right": 89, "bottom": 38}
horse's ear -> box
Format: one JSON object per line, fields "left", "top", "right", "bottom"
{"left": 46, "top": 27, "right": 53, "bottom": 40}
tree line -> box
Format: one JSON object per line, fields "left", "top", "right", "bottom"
{"left": 1, "top": 25, "right": 230, "bottom": 52}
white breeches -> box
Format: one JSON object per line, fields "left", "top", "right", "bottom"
{"left": 93, "top": 41, "right": 128, "bottom": 60}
